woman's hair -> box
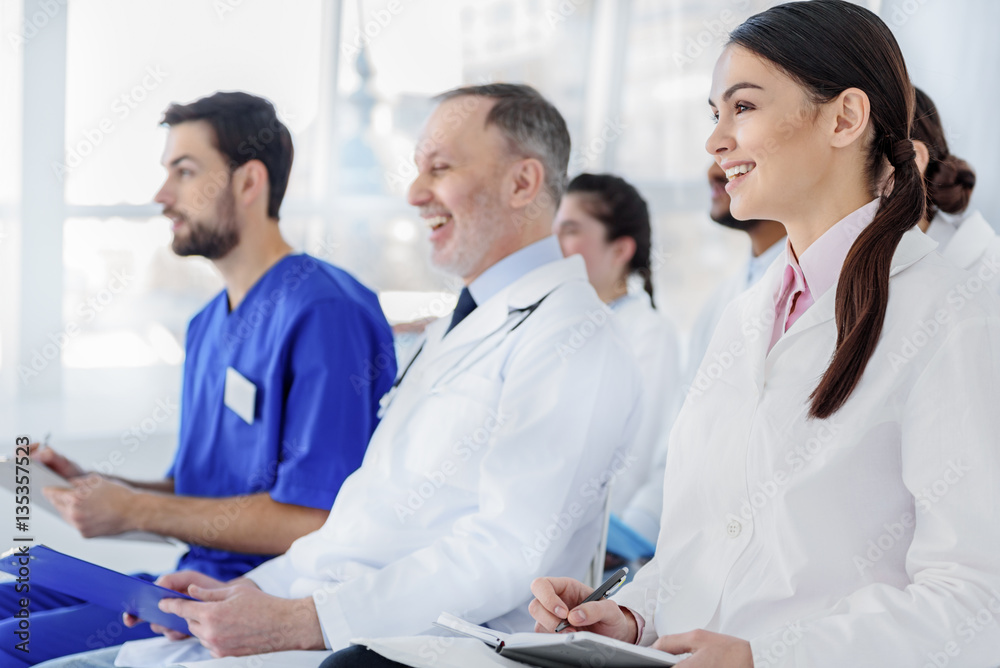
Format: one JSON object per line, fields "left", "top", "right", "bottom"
{"left": 911, "top": 87, "right": 976, "bottom": 221}
{"left": 566, "top": 173, "right": 656, "bottom": 307}
{"left": 729, "top": 0, "right": 925, "bottom": 419}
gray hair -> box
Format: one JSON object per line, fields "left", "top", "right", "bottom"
{"left": 435, "top": 83, "right": 570, "bottom": 206}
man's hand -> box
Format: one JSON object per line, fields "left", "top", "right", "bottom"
{"left": 529, "top": 577, "right": 638, "bottom": 643}
{"left": 156, "top": 570, "right": 236, "bottom": 595}
{"left": 124, "top": 571, "right": 239, "bottom": 640}
{"left": 43, "top": 474, "right": 138, "bottom": 537}
{"left": 158, "top": 585, "right": 326, "bottom": 657}
{"left": 654, "top": 630, "right": 752, "bottom": 667}
{"left": 29, "top": 443, "right": 86, "bottom": 479}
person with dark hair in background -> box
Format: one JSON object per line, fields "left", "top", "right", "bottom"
{"left": 42, "top": 83, "right": 641, "bottom": 668}
{"left": 3, "top": 91, "right": 395, "bottom": 667}
{"left": 553, "top": 173, "right": 681, "bottom": 524}
{"left": 619, "top": 163, "right": 786, "bottom": 549}
{"left": 912, "top": 86, "right": 1000, "bottom": 296}
{"left": 530, "top": 2, "right": 1000, "bottom": 666}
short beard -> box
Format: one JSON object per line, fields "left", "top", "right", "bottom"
{"left": 431, "top": 188, "right": 508, "bottom": 279}
{"left": 171, "top": 185, "right": 240, "bottom": 259}
{"left": 712, "top": 211, "right": 763, "bottom": 233}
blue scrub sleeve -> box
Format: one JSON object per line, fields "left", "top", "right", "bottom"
{"left": 268, "top": 298, "right": 394, "bottom": 509}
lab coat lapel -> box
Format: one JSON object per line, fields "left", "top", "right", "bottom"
{"left": 504, "top": 255, "right": 587, "bottom": 310}
{"left": 766, "top": 284, "right": 836, "bottom": 365}
{"left": 429, "top": 291, "right": 511, "bottom": 357}
{"left": 414, "top": 256, "right": 586, "bottom": 386}
{"left": 766, "top": 226, "right": 939, "bottom": 366}
{"left": 889, "top": 226, "right": 939, "bottom": 276}
{"left": 944, "top": 211, "right": 995, "bottom": 270}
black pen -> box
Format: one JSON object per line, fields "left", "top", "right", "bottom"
{"left": 554, "top": 566, "right": 629, "bottom": 632}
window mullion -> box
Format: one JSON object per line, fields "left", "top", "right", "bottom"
{"left": 17, "top": 0, "right": 68, "bottom": 399}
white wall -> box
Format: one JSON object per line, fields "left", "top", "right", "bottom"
{"left": 882, "top": 0, "right": 1000, "bottom": 227}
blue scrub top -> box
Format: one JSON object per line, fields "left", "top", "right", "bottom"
{"left": 168, "top": 254, "right": 396, "bottom": 580}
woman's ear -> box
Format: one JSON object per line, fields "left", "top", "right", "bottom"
{"left": 612, "top": 236, "right": 637, "bottom": 268}
{"left": 829, "top": 87, "right": 871, "bottom": 149}
{"left": 913, "top": 139, "right": 930, "bottom": 177}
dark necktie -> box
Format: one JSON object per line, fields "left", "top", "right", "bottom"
{"left": 446, "top": 287, "right": 477, "bottom": 335}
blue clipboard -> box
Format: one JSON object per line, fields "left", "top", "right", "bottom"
{"left": 0, "top": 544, "right": 195, "bottom": 634}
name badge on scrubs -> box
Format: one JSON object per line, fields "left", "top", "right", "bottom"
{"left": 224, "top": 367, "right": 257, "bottom": 425}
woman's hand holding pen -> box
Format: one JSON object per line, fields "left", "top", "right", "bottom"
{"left": 530, "top": 575, "right": 753, "bottom": 666}
{"left": 528, "top": 576, "right": 638, "bottom": 643}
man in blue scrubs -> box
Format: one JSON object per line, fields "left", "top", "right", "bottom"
{"left": 0, "top": 92, "right": 396, "bottom": 667}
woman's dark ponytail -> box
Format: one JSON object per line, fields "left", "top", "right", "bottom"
{"left": 730, "top": 1, "right": 926, "bottom": 419}
{"left": 637, "top": 267, "right": 655, "bottom": 308}
{"left": 810, "top": 136, "right": 924, "bottom": 418}
{"left": 566, "top": 173, "right": 656, "bottom": 308}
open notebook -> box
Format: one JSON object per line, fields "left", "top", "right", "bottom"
{"left": 428, "top": 612, "right": 682, "bottom": 668}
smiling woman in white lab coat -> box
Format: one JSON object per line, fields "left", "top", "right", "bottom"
{"left": 553, "top": 174, "right": 681, "bottom": 518}
{"left": 529, "top": 2, "right": 1000, "bottom": 667}
{"left": 912, "top": 86, "right": 1000, "bottom": 297}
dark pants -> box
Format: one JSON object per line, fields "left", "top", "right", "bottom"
{"left": 0, "top": 575, "right": 158, "bottom": 668}
{"left": 321, "top": 646, "right": 412, "bottom": 668}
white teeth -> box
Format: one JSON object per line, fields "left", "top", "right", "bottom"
{"left": 426, "top": 215, "right": 450, "bottom": 230}
{"left": 724, "top": 164, "right": 755, "bottom": 181}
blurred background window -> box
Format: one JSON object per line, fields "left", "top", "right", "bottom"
{"left": 2, "top": 0, "right": 998, "bottom": 499}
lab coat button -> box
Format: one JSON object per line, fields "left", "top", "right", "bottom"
{"left": 726, "top": 520, "right": 742, "bottom": 538}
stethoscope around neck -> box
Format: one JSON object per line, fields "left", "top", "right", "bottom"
{"left": 376, "top": 290, "right": 555, "bottom": 419}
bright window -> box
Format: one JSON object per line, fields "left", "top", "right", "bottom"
{"left": 64, "top": 0, "right": 324, "bottom": 206}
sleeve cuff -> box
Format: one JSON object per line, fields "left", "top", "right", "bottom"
{"left": 624, "top": 606, "right": 646, "bottom": 645}
{"left": 243, "top": 553, "right": 296, "bottom": 597}
{"left": 612, "top": 581, "right": 658, "bottom": 647}
{"left": 312, "top": 585, "right": 352, "bottom": 651}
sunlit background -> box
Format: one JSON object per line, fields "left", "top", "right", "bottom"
{"left": 1, "top": 0, "right": 998, "bottom": 570}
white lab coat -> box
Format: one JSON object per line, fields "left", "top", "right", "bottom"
{"left": 606, "top": 291, "right": 681, "bottom": 516}
{"left": 927, "top": 209, "right": 1000, "bottom": 297}
{"left": 612, "top": 228, "right": 1000, "bottom": 667}
{"left": 246, "top": 255, "right": 642, "bottom": 650}
{"left": 621, "top": 240, "right": 784, "bottom": 543}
